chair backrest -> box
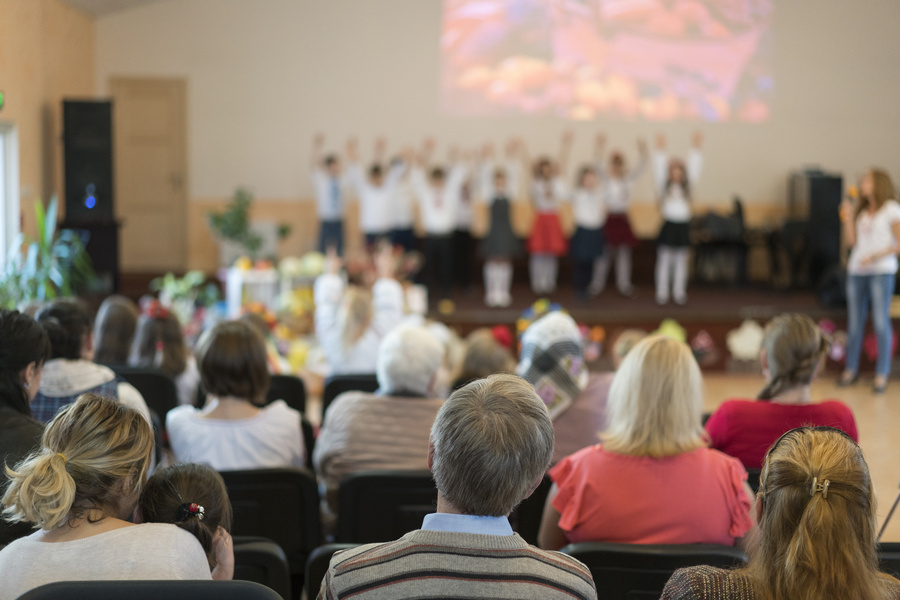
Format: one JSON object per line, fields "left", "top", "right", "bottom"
{"left": 321, "top": 374, "right": 379, "bottom": 424}
{"left": 267, "top": 374, "right": 306, "bottom": 414}
{"left": 336, "top": 469, "right": 437, "bottom": 543}
{"left": 879, "top": 542, "right": 900, "bottom": 578}
{"left": 111, "top": 366, "right": 179, "bottom": 418}
{"left": 17, "top": 580, "right": 282, "bottom": 600}
{"left": 304, "top": 543, "right": 361, "bottom": 600}
{"left": 219, "top": 468, "right": 321, "bottom": 575}
{"left": 300, "top": 416, "right": 316, "bottom": 471}
{"left": 509, "top": 474, "right": 552, "bottom": 545}
{"left": 561, "top": 541, "right": 749, "bottom": 600}
{"left": 746, "top": 468, "right": 762, "bottom": 494}
{"left": 233, "top": 536, "right": 292, "bottom": 600}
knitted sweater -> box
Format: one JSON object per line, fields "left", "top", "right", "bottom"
{"left": 318, "top": 529, "right": 597, "bottom": 599}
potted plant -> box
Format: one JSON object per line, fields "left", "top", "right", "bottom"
{"left": 207, "top": 188, "right": 292, "bottom": 266}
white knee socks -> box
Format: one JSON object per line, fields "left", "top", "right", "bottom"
{"left": 656, "top": 246, "right": 689, "bottom": 304}
{"left": 530, "top": 254, "right": 557, "bottom": 295}
{"left": 484, "top": 260, "right": 513, "bottom": 307}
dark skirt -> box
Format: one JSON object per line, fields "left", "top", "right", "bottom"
{"left": 570, "top": 226, "right": 606, "bottom": 261}
{"left": 657, "top": 220, "right": 691, "bottom": 247}
{"left": 481, "top": 198, "right": 522, "bottom": 258}
{"left": 605, "top": 213, "right": 638, "bottom": 247}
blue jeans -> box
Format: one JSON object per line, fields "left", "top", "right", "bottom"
{"left": 318, "top": 220, "right": 344, "bottom": 255}
{"left": 845, "top": 273, "right": 896, "bottom": 377}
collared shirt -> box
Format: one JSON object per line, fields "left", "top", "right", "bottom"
{"left": 347, "top": 162, "right": 407, "bottom": 233}
{"left": 411, "top": 165, "right": 468, "bottom": 235}
{"left": 421, "top": 512, "right": 515, "bottom": 536}
{"left": 311, "top": 168, "right": 349, "bottom": 221}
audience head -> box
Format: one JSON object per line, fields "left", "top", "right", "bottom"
{"left": 92, "top": 295, "right": 139, "bottom": 365}
{"left": 758, "top": 313, "right": 829, "bottom": 400}
{"left": 455, "top": 328, "right": 515, "bottom": 388}
{"left": 130, "top": 301, "right": 188, "bottom": 377}
{"left": 430, "top": 373, "right": 554, "bottom": 517}
{"left": 376, "top": 325, "right": 444, "bottom": 397}
{"left": 602, "top": 335, "right": 704, "bottom": 458}
{"left": 516, "top": 312, "right": 588, "bottom": 420}
{"left": 857, "top": 168, "right": 895, "bottom": 218}
{"left": 0, "top": 310, "right": 51, "bottom": 415}
{"left": 195, "top": 320, "right": 270, "bottom": 405}
{"left": 140, "top": 463, "right": 232, "bottom": 568}
{"left": 2, "top": 393, "right": 153, "bottom": 530}
{"left": 752, "top": 426, "right": 886, "bottom": 600}
{"left": 35, "top": 299, "right": 94, "bottom": 361}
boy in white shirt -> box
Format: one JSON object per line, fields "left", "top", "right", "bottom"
{"left": 310, "top": 134, "right": 350, "bottom": 255}
{"left": 346, "top": 138, "right": 408, "bottom": 247}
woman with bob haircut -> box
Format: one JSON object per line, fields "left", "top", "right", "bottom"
{"left": 92, "top": 295, "right": 139, "bottom": 366}
{"left": 662, "top": 427, "right": 900, "bottom": 600}
{"left": 538, "top": 335, "right": 753, "bottom": 550}
{"left": 0, "top": 394, "right": 211, "bottom": 599}
{"left": 706, "top": 313, "right": 858, "bottom": 469}
{"left": 166, "top": 320, "right": 305, "bottom": 471}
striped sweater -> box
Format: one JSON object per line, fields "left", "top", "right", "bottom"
{"left": 318, "top": 529, "right": 597, "bottom": 599}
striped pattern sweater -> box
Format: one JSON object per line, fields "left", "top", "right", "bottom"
{"left": 318, "top": 529, "right": 597, "bottom": 599}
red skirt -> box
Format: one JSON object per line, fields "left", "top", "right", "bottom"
{"left": 605, "top": 213, "right": 639, "bottom": 247}
{"left": 528, "top": 213, "right": 568, "bottom": 256}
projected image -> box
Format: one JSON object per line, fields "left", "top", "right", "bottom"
{"left": 441, "top": 0, "right": 774, "bottom": 122}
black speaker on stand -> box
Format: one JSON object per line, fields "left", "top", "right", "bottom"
{"left": 61, "top": 100, "right": 120, "bottom": 293}
{"left": 787, "top": 169, "right": 843, "bottom": 289}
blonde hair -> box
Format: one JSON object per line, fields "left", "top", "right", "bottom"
{"left": 758, "top": 314, "right": 830, "bottom": 400}
{"left": 2, "top": 394, "right": 153, "bottom": 530}
{"left": 602, "top": 335, "right": 705, "bottom": 458}
{"left": 337, "top": 285, "right": 373, "bottom": 350}
{"left": 855, "top": 169, "right": 896, "bottom": 222}
{"left": 747, "top": 427, "right": 898, "bottom": 600}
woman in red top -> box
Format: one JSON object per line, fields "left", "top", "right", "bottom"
{"left": 705, "top": 313, "right": 858, "bottom": 470}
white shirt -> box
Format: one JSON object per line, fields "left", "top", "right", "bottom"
{"left": 166, "top": 400, "right": 305, "bottom": 471}
{"left": 391, "top": 176, "right": 416, "bottom": 229}
{"left": 848, "top": 200, "right": 900, "bottom": 275}
{"left": 654, "top": 149, "right": 702, "bottom": 223}
{"left": 38, "top": 359, "right": 151, "bottom": 424}
{"left": 311, "top": 168, "right": 350, "bottom": 221}
{"left": 531, "top": 178, "right": 568, "bottom": 213}
{"left": 411, "top": 165, "right": 468, "bottom": 235}
{"left": 598, "top": 157, "right": 647, "bottom": 214}
{"left": 569, "top": 188, "right": 607, "bottom": 229}
{"left": 174, "top": 357, "right": 201, "bottom": 406}
{"left": 478, "top": 161, "right": 522, "bottom": 204}
{"left": 347, "top": 162, "right": 406, "bottom": 234}
{"left": 0, "top": 524, "right": 211, "bottom": 600}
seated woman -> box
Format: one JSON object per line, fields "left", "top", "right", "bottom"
{"left": 662, "top": 427, "right": 900, "bottom": 599}
{"left": 166, "top": 320, "right": 305, "bottom": 470}
{"left": 0, "top": 394, "right": 211, "bottom": 598}
{"left": 538, "top": 335, "right": 753, "bottom": 549}
{"left": 706, "top": 313, "right": 858, "bottom": 470}
{"left": 92, "top": 295, "right": 139, "bottom": 366}
{"left": 32, "top": 299, "right": 150, "bottom": 423}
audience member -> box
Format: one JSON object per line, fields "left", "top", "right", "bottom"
{"left": 33, "top": 299, "right": 150, "bottom": 424}
{"left": 538, "top": 335, "right": 753, "bottom": 549}
{"left": 662, "top": 426, "right": 900, "bottom": 600}
{"left": 314, "top": 325, "right": 446, "bottom": 521}
{"left": 130, "top": 299, "right": 201, "bottom": 406}
{"left": 706, "top": 313, "right": 858, "bottom": 469}
{"left": 452, "top": 326, "right": 516, "bottom": 390}
{"left": 166, "top": 320, "right": 305, "bottom": 470}
{"left": 0, "top": 394, "right": 211, "bottom": 598}
{"left": 319, "top": 373, "right": 598, "bottom": 599}
{"left": 139, "top": 463, "right": 234, "bottom": 580}
{"left": 92, "top": 295, "right": 139, "bottom": 366}
{"left": 0, "top": 310, "right": 51, "bottom": 546}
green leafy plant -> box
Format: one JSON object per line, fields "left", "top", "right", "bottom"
{"left": 150, "top": 270, "right": 221, "bottom": 325}
{"left": 207, "top": 188, "right": 292, "bottom": 261}
{"left": 0, "top": 197, "right": 96, "bottom": 309}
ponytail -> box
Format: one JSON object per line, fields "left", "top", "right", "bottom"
{"left": 3, "top": 451, "right": 76, "bottom": 530}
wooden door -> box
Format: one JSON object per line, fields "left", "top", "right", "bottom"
{"left": 110, "top": 77, "right": 187, "bottom": 272}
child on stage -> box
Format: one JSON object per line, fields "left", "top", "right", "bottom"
{"left": 653, "top": 132, "right": 703, "bottom": 305}
{"left": 346, "top": 137, "right": 408, "bottom": 247}
{"left": 569, "top": 165, "right": 606, "bottom": 300}
{"left": 310, "top": 134, "right": 350, "bottom": 255}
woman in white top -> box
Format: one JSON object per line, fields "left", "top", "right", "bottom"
{"left": 653, "top": 132, "right": 703, "bottom": 306}
{"left": 166, "top": 320, "right": 306, "bottom": 471}
{"left": 839, "top": 169, "right": 900, "bottom": 394}
{"left": 0, "top": 394, "right": 212, "bottom": 600}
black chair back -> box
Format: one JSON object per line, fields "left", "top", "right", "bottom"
{"left": 879, "top": 542, "right": 900, "bottom": 578}
{"left": 300, "top": 416, "right": 316, "bottom": 471}
{"left": 304, "top": 543, "right": 361, "bottom": 600}
{"left": 336, "top": 469, "right": 437, "bottom": 543}
{"left": 746, "top": 468, "right": 763, "bottom": 494}
{"left": 219, "top": 468, "right": 321, "bottom": 577}
{"left": 560, "top": 541, "right": 748, "bottom": 600}
{"left": 233, "top": 536, "right": 292, "bottom": 600}
{"left": 321, "top": 374, "right": 379, "bottom": 424}
{"left": 267, "top": 374, "right": 306, "bottom": 414}
{"left": 509, "top": 474, "right": 552, "bottom": 545}
{"left": 17, "top": 580, "right": 282, "bottom": 600}
{"left": 111, "top": 366, "right": 179, "bottom": 418}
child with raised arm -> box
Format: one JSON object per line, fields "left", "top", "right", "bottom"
{"left": 310, "top": 134, "right": 350, "bottom": 255}
{"left": 345, "top": 137, "right": 407, "bottom": 247}
{"left": 568, "top": 164, "right": 606, "bottom": 300}
{"left": 653, "top": 132, "right": 703, "bottom": 305}
{"left": 592, "top": 135, "right": 648, "bottom": 296}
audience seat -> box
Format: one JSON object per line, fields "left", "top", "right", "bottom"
{"left": 879, "top": 542, "right": 900, "bottom": 578}
{"left": 267, "top": 374, "right": 307, "bottom": 414}
{"left": 560, "top": 541, "right": 748, "bottom": 600}
{"left": 304, "top": 543, "right": 361, "bottom": 600}
{"left": 336, "top": 469, "right": 437, "bottom": 543}
{"left": 300, "top": 416, "right": 316, "bottom": 471}
{"left": 16, "top": 580, "right": 282, "bottom": 600}
{"left": 233, "top": 536, "right": 292, "bottom": 600}
{"left": 321, "top": 374, "right": 379, "bottom": 424}
{"left": 111, "top": 366, "right": 179, "bottom": 418}
{"left": 509, "top": 474, "right": 552, "bottom": 545}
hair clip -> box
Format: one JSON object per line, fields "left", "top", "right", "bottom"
{"left": 144, "top": 299, "right": 170, "bottom": 320}
{"left": 810, "top": 477, "right": 830, "bottom": 499}
{"left": 176, "top": 502, "right": 205, "bottom": 522}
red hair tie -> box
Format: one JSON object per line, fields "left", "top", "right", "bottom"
{"left": 491, "top": 325, "right": 513, "bottom": 349}
{"left": 144, "top": 299, "right": 170, "bottom": 320}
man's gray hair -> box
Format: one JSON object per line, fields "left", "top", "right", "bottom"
{"left": 430, "top": 373, "right": 554, "bottom": 516}
{"left": 376, "top": 325, "right": 444, "bottom": 397}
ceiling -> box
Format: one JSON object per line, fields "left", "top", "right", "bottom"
{"left": 62, "top": 0, "right": 167, "bottom": 17}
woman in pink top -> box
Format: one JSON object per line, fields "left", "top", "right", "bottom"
{"left": 538, "top": 335, "right": 753, "bottom": 549}
{"left": 705, "top": 313, "right": 858, "bottom": 470}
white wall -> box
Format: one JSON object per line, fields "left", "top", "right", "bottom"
{"left": 95, "top": 0, "right": 900, "bottom": 207}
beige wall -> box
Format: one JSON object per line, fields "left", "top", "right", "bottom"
{"left": 0, "top": 0, "right": 95, "bottom": 236}
{"left": 93, "top": 0, "right": 900, "bottom": 270}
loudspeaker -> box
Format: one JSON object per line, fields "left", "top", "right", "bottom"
{"left": 788, "top": 170, "right": 843, "bottom": 286}
{"left": 63, "top": 100, "right": 114, "bottom": 223}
